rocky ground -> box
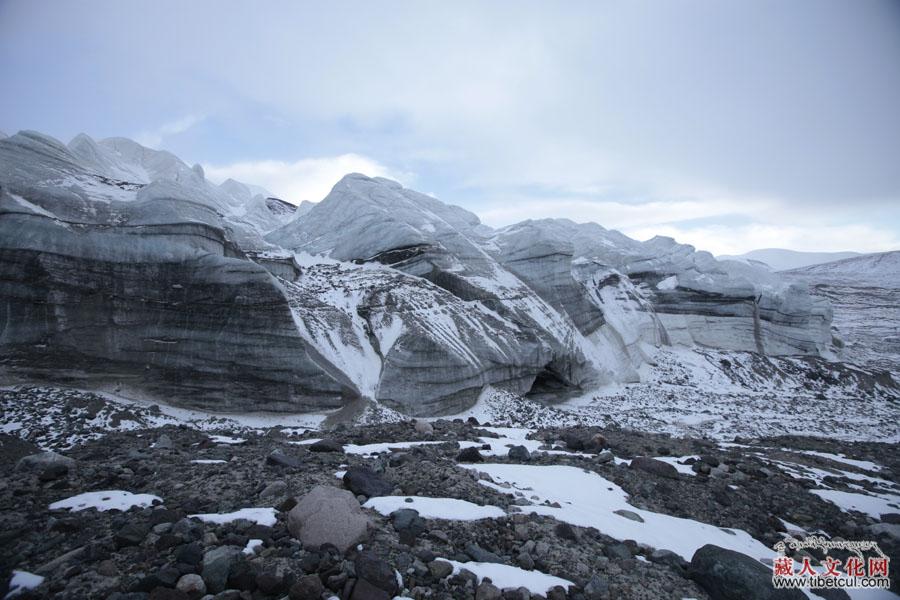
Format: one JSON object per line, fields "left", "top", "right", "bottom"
{"left": 1, "top": 387, "right": 899, "bottom": 600}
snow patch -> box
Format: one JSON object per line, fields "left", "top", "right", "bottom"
{"left": 50, "top": 490, "right": 162, "bottom": 512}
{"left": 363, "top": 496, "right": 505, "bottom": 521}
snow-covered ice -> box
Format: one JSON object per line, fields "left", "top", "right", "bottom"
{"left": 465, "top": 464, "right": 776, "bottom": 561}
{"left": 363, "top": 496, "right": 505, "bottom": 521}
{"left": 810, "top": 488, "right": 900, "bottom": 520}
{"left": 49, "top": 490, "right": 162, "bottom": 512}
{"left": 441, "top": 559, "right": 573, "bottom": 594}
{"left": 189, "top": 507, "right": 277, "bottom": 527}
{"left": 5, "top": 571, "right": 45, "bottom": 597}
{"left": 243, "top": 538, "right": 264, "bottom": 555}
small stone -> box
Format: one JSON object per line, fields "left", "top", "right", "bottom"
{"left": 554, "top": 522, "right": 578, "bottom": 541}
{"left": 288, "top": 575, "right": 325, "bottom": 600}
{"left": 476, "top": 581, "right": 502, "bottom": 600}
{"left": 259, "top": 481, "right": 288, "bottom": 499}
{"left": 508, "top": 445, "right": 531, "bottom": 461}
{"left": 176, "top": 573, "right": 207, "bottom": 599}
{"left": 154, "top": 434, "right": 175, "bottom": 450}
{"left": 613, "top": 509, "right": 644, "bottom": 523}
{"left": 428, "top": 559, "right": 453, "bottom": 579}
{"left": 595, "top": 450, "right": 614, "bottom": 464}
{"left": 148, "top": 588, "right": 189, "bottom": 600}
{"left": 174, "top": 542, "right": 203, "bottom": 565}
{"left": 583, "top": 573, "right": 609, "bottom": 599}
{"left": 604, "top": 543, "right": 631, "bottom": 560}
{"left": 115, "top": 523, "right": 149, "bottom": 548}
{"left": 266, "top": 449, "right": 303, "bottom": 469}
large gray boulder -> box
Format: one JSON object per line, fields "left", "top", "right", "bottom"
{"left": 15, "top": 451, "right": 76, "bottom": 474}
{"left": 689, "top": 544, "right": 805, "bottom": 600}
{"left": 287, "top": 485, "right": 372, "bottom": 552}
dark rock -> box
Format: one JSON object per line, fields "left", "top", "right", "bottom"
{"left": 508, "top": 445, "right": 531, "bottom": 461}
{"left": 630, "top": 456, "right": 680, "bottom": 479}
{"left": 149, "top": 588, "right": 189, "bottom": 600}
{"left": 428, "top": 560, "right": 453, "bottom": 579}
{"left": 255, "top": 572, "right": 284, "bottom": 595}
{"left": 308, "top": 439, "right": 344, "bottom": 453}
{"left": 689, "top": 544, "right": 805, "bottom": 599}
{"left": 16, "top": 451, "right": 76, "bottom": 474}
{"left": 466, "top": 543, "right": 503, "bottom": 563}
{"left": 289, "top": 574, "right": 324, "bottom": 600}
{"left": 350, "top": 578, "right": 392, "bottom": 600}
{"left": 115, "top": 523, "right": 149, "bottom": 548}
{"left": 457, "top": 447, "right": 484, "bottom": 463}
{"left": 175, "top": 573, "right": 206, "bottom": 598}
{"left": 583, "top": 573, "right": 609, "bottom": 599}
{"left": 476, "top": 581, "right": 502, "bottom": 600}
{"left": 266, "top": 449, "right": 303, "bottom": 469}
{"left": 355, "top": 551, "right": 399, "bottom": 595}
{"left": 343, "top": 466, "right": 394, "bottom": 497}
{"left": 226, "top": 559, "right": 255, "bottom": 591}
{"left": 259, "top": 480, "right": 288, "bottom": 499}
{"left": 554, "top": 522, "right": 578, "bottom": 541}
{"left": 603, "top": 543, "right": 631, "bottom": 561}
{"left": 391, "top": 508, "right": 426, "bottom": 545}
{"left": 38, "top": 463, "right": 70, "bottom": 481}
{"left": 201, "top": 546, "right": 243, "bottom": 594}
{"left": 700, "top": 454, "right": 720, "bottom": 467}
{"left": 174, "top": 542, "right": 203, "bottom": 566}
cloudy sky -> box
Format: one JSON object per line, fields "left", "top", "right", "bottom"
{"left": 2, "top": 1, "right": 899, "bottom": 255}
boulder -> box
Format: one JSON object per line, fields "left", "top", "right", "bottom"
{"left": 15, "top": 451, "right": 75, "bottom": 474}
{"left": 287, "top": 485, "right": 372, "bottom": 552}
{"left": 689, "top": 544, "right": 805, "bottom": 600}
{"left": 630, "top": 456, "right": 680, "bottom": 479}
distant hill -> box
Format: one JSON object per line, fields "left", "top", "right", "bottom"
{"left": 784, "top": 250, "right": 899, "bottom": 287}
{"left": 717, "top": 248, "right": 861, "bottom": 271}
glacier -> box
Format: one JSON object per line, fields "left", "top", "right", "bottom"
{"left": 0, "top": 130, "right": 847, "bottom": 415}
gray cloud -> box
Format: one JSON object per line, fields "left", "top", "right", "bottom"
{"left": 1, "top": 0, "right": 899, "bottom": 253}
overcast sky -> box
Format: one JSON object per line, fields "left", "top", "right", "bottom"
{"left": 2, "top": 1, "right": 899, "bottom": 255}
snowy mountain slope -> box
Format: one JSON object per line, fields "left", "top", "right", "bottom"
{"left": 785, "top": 250, "right": 899, "bottom": 286}
{"left": 717, "top": 248, "right": 862, "bottom": 271}
{"left": 0, "top": 130, "right": 873, "bottom": 416}
{"left": 783, "top": 250, "right": 900, "bottom": 374}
